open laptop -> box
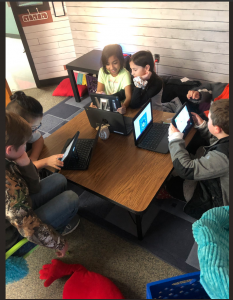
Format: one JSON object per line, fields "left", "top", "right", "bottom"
{"left": 58, "top": 125, "right": 101, "bottom": 170}
{"left": 85, "top": 106, "right": 133, "bottom": 135}
{"left": 90, "top": 93, "right": 121, "bottom": 112}
{"left": 132, "top": 100, "right": 169, "bottom": 154}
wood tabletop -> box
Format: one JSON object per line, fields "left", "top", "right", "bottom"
{"left": 39, "top": 108, "right": 196, "bottom": 213}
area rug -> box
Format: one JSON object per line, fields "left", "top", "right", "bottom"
{"left": 67, "top": 180, "right": 200, "bottom": 274}
{"left": 38, "top": 95, "right": 92, "bottom": 138}
{"left": 41, "top": 95, "right": 200, "bottom": 274}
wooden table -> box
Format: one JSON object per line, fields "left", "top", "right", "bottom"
{"left": 39, "top": 108, "right": 196, "bottom": 239}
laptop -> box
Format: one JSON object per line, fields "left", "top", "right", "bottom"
{"left": 85, "top": 106, "right": 133, "bottom": 135}
{"left": 132, "top": 100, "right": 169, "bottom": 154}
{"left": 171, "top": 102, "right": 194, "bottom": 138}
{"left": 58, "top": 126, "right": 101, "bottom": 170}
{"left": 90, "top": 93, "right": 121, "bottom": 112}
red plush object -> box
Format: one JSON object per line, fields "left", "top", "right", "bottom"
{"left": 52, "top": 78, "right": 88, "bottom": 97}
{"left": 39, "top": 259, "right": 124, "bottom": 299}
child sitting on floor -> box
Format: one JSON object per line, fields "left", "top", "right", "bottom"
{"left": 129, "top": 50, "right": 163, "bottom": 110}
{"left": 5, "top": 111, "right": 80, "bottom": 257}
{"left": 90, "top": 43, "right": 132, "bottom": 114}
{"left": 167, "top": 98, "right": 229, "bottom": 219}
{"left": 6, "top": 91, "right": 64, "bottom": 171}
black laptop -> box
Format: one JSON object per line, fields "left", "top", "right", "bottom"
{"left": 85, "top": 106, "right": 133, "bottom": 135}
{"left": 90, "top": 93, "right": 121, "bottom": 112}
{"left": 58, "top": 126, "right": 101, "bottom": 170}
{"left": 132, "top": 100, "right": 169, "bottom": 154}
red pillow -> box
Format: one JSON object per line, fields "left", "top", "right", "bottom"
{"left": 52, "top": 78, "right": 87, "bottom": 97}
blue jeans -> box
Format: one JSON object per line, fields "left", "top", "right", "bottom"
{"left": 31, "top": 173, "right": 79, "bottom": 233}
{"left": 13, "top": 173, "right": 79, "bottom": 256}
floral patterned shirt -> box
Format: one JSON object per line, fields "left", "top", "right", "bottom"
{"left": 5, "top": 159, "right": 65, "bottom": 251}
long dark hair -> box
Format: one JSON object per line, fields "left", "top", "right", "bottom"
{"left": 7, "top": 91, "right": 43, "bottom": 122}
{"left": 101, "top": 44, "right": 125, "bottom": 75}
{"left": 130, "top": 51, "right": 155, "bottom": 75}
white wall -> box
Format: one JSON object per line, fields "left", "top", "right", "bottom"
{"left": 6, "top": 37, "right": 36, "bottom": 91}
{"left": 66, "top": 2, "right": 229, "bottom": 83}
{"left": 23, "top": 2, "right": 76, "bottom": 80}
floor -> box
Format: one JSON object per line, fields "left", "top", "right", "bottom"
{"left": 21, "top": 85, "right": 68, "bottom": 112}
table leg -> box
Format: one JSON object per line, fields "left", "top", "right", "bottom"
{"left": 135, "top": 214, "right": 143, "bottom": 240}
{"left": 68, "top": 69, "right": 81, "bottom": 102}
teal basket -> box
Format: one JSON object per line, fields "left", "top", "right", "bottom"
{"left": 146, "top": 271, "right": 210, "bottom": 299}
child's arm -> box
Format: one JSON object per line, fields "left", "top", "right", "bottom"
{"left": 191, "top": 112, "right": 212, "bottom": 142}
{"left": 96, "top": 81, "right": 105, "bottom": 93}
{"left": 29, "top": 136, "right": 44, "bottom": 161}
{"left": 168, "top": 124, "right": 228, "bottom": 181}
{"left": 117, "top": 85, "right": 132, "bottom": 114}
{"left": 15, "top": 151, "right": 41, "bottom": 194}
{"left": 187, "top": 82, "right": 215, "bottom": 104}
{"left": 33, "top": 154, "right": 64, "bottom": 170}
{"left": 130, "top": 74, "right": 163, "bottom": 109}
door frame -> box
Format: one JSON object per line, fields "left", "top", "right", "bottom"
{"left": 9, "top": 2, "right": 68, "bottom": 88}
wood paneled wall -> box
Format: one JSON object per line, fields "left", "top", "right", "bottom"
{"left": 66, "top": 2, "right": 229, "bottom": 83}
{"left": 22, "top": 2, "right": 76, "bottom": 80}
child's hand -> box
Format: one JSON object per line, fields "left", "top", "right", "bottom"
{"left": 117, "top": 105, "right": 126, "bottom": 114}
{"left": 90, "top": 102, "right": 97, "bottom": 109}
{"left": 55, "top": 241, "right": 68, "bottom": 258}
{"left": 169, "top": 124, "right": 180, "bottom": 136}
{"left": 140, "top": 71, "right": 152, "bottom": 81}
{"left": 96, "top": 91, "right": 106, "bottom": 94}
{"left": 187, "top": 90, "right": 200, "bottom": 100}
{"left": 191, "top": 112, "right": 204, "bottom": 126}
{"left": 45, "top": 154, "right": 64, "bottom": 170}
{"left": 15, "top": 151, "right": 30, "bottom": 167}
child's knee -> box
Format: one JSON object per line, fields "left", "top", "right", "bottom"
{"left": 64, "top": 190, "right": 79, "bottom": 208}
{"left": 51, "top": 173, "right": 67, "bottom": 188}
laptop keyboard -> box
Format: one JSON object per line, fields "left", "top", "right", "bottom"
{"left": 66, "top": 139, "right": 94, "bottom": 169}
{"left": 139, "top": 123, "right": 169, "bottom": 150}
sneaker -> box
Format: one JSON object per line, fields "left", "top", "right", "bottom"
{"left": 61, "top": 215, "right": 80, "bottom": 236}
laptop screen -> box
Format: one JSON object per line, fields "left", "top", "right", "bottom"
{"left": 133, "top": 101, "right": 152, "bottom": 141}
{"left": 91, "top": 93, "right": 121, "bottom": 112}
{"left": 61, "top": 138, "right": 75, "bottom": 162}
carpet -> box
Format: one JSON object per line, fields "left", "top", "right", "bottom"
{"left": 41, "top": 96, "right": 200, "bottom": 274}
{"left": 67, "top": 180, "right": 200, "bottom": 274}
{"left": 38, "top": 95, "right": 92, "bottom": 138}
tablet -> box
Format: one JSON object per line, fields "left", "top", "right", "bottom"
{"left": 172, "top": 102, "right": 194, "bottom": 138}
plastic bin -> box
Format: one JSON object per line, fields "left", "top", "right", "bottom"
{"left": 146, "top": 271, "right": 210, "bottom": 299}
{"left": 86, "top": 74, "right": 98, "bottom": 95}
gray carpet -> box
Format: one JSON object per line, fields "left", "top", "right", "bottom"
{"left": 38, "top": 95, "right": 91, "bottom": 139}
{"left": 68, "top": 184, "right": 200, "bottom": 273}
{"left": 21, "top": 85, "right": 68, "bottom": 112}
{"left": 6, "top": 217, "right": 183, "bottom": 299}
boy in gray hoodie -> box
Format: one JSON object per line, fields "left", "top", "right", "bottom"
{"left": 167, "top": 99, "right": 229, "bottom": 219}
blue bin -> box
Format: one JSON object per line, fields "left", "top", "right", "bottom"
{"left": 146, "top": 271, "right": 210, "bottom": 299}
